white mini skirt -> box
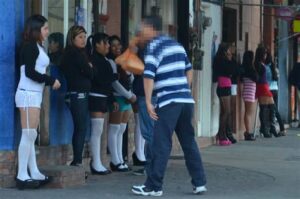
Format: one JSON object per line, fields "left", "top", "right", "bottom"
{"left": 15, "top": 89, "right": 43, "bottom": 108}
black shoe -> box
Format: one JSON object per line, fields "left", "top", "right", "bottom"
{"left": 132, "top": 152, "right": 146, "bottom": 166}
{"left": 110, "top": 162, "right": 129, "bottom": 172}
{"left": 226, "top": 134, "right": 237, "bottom": 144}
{"left": 244, "top": 132, "right": 256, "bottom": 141}
{"left": 16, "top": 178, "right": 40, "bottom": 190}
{"left": 132, "top": 168, "right": 145, "bottom": 176}
{"left": 69, "top": 161, "right": 83, "bottom": 167}
{"left": 90, "top": 160, "right": 112, "bottom": 175}
{"left": 37, "top": 175, "right": 53, "bottom": 186}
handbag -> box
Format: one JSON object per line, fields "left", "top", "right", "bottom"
{"left": 115, "top": 48, "right": 144, "bottom": 75}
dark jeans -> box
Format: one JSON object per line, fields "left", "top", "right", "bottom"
{"left": 144, "top": 103, "right": 206, "bottom": 191}
{"left": 137, "top": 96, "right": 156, "bottom": 176}
{"left": 271, "top": 90, "right": 284, "bottom": 131}
{"left": 66, "top": 92, "right": 89, "bottom": 164}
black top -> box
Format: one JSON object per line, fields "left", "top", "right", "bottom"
{"left": 90, "top": 52, "right": 116, "bottom": 96}
{"left": 240, "top": 64, "right": 258, "bottom": 82}
{"left": 289, "top": 62, "right": 300, "bottom": 89}
{"left": 60, "top": 47, "right": 94, "bottom": 92}
{"left": 214, "top": 59, "right": 236, "bottom": 79}
{"left": 20, "top": 42, "right": 55, "bottom": 86}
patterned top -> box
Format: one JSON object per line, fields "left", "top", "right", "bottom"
{"left": 143, "top": 35, "right": 194, "bottom": 108}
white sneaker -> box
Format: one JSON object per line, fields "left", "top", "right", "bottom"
{"left": 193, "top": 186, "right": 207, "bottom": 194}
{"left": 132, "top": 185, "right": 163, "bottom": 196}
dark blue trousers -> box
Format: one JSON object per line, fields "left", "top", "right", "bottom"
{"left": 144, "top": 103, "right": 206, "bottom": 191}
{"left": 66, "top": 93, "right": 89, "bottom": 164}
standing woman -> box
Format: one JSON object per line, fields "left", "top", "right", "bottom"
{"left": 107, "top": 35, "right": 136, "bottom": 171}
{"left": 15, "top": 15, "right": 61, "bottom": 189}
{"left": 213, "top": 44, "right": 235, "bottom": 146}
{"left": 255, "top": 47, "right": 279, "bottom": 138}
{"left": 60, "top": 25, "right": 94, "bottom": 166}
{"left": 265, "top": 52, "right": 285, "bottom": 136}
{"left": 85, "top": 33, "right": 117, "bottom": 175}
{"left": 241, "top": 51, "right": 257, "bottom": 140}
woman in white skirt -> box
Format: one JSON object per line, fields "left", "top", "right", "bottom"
{"left": 15, "top": 15, "right": 61, "bottom": 189}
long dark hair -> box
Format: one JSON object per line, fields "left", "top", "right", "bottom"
{"left": 65, "top": 25, "right": 86, "bottom": 49}
{"left": 86, "top": 33, "right": 109, "bottom": 57}
{"left": 265, "top": 51, "right": 278, "bottom": 80}
{"left": 213, "top": 43, "right": 230, "bottom": 66}
{"left": 23, "top": 14, "right": 47, "bottom": 44}
{"left": 212, "top": 43, "right": 230, "bottom": 82}
{"left": 254, "top": 46, "right": 266, "bottom": 72}
{"left": 242, "top": 51, "right": 254, "bottom": 69}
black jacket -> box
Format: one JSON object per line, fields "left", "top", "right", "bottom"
{"left": 90, "top": 52, "right": 116, "bottom": 96}
{"left": 289, "top": 62, "right": 300, "bottom": 89}
{"left": 60, "top": 47, "right": 94, "bottom": 92}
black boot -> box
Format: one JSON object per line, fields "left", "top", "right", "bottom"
{"left": 269, "top": 104, "right": 280, "bottom": 137}
{"left": 244, "top": 131, "right": 256, "bottom": 141}
{"left": 226, "top": 132, "right": 237, "bottom": 144}
{"left": 259, "top": 105, "right": 272, "bottom": 138}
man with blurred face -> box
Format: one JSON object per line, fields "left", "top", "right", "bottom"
{"left": 131, "top": 16, "right": 207, "bottom": 197}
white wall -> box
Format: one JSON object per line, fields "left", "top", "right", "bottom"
{"left": 197, "top": 2, "right": 222, "bottom": 137}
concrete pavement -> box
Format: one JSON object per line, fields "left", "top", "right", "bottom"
{"left": 1, "top": 128, "right": 299, "bottom": 199}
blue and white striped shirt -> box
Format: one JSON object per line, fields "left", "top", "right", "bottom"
{"left": 143, "top": 35, "right": 194, "bottom": 108}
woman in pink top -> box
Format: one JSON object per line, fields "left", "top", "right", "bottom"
{"left": 213, "top": 44, "right": 236, "bottom": 145}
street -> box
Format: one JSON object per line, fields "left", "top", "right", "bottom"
{"left": 1, "top": 128, "right": 299, "bottom": 199}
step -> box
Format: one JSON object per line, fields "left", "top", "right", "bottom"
{"left": 40, "top": 165, "right": 86, "bottom": 188}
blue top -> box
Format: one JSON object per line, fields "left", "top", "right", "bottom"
{"left": 265, "top": 63, "right": 278, "bottom": 90}
{"left": 143, "top": 35, "right": 194, "bottom": 108}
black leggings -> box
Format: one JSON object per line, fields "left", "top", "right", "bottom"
{"left": 218, "top": 96, "right": 232, "bottom": 139}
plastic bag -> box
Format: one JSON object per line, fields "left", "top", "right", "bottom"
{"left": 115, "top": 48, "right": 144, "bottom": 75}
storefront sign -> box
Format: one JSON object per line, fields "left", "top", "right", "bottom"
{"left": 276, "top": 8, "right": 294, "bottom": 21}
{"left": 293, "top": 20, "right": 300, "bottom": 33}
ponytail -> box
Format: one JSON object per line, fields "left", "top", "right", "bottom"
{"left": 86, "top": 35, "right": 94, "bottom": 58}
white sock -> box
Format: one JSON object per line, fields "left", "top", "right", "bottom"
{"left": 134, "top": 114, "right": 146, "bottom": 161}
{"left": 117, "top": 123, "right": 127, "bottom": 166}
{"left": 17, "top": 129, "right": 35, "bottom": 181}
{"left": 90, "top": 118, "right": 107, "bottom": 171}
{"left": 108, "top": 124, "right": 121, "bottom": 165}
{"left": 28, "top": 129, "right": 45, "bottom": 180}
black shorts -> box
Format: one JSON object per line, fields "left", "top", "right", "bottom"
{"left": 89, "top": 95, "right": 108, "bottom": 113}
{"left": 216, "top": 87, "right": 231, "bottom": 97}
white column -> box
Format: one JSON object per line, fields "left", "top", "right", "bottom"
{"left": 64, "top": 0, "right": 69, "bottom": 46}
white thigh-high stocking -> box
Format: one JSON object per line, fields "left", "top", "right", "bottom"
{"left": 134, "top": 113, "right": 146, "bottom": 161}
{"left": 28, "top": 129, "right": 46, "bottom": 180}
{"left": 90, "top": 118, "right": 107, "bottom": 171}
{"left": 108, "top": 124, "right": 121, "bottom": 165}
{"left": 117, "top": 123, "right": 127, "bottom": 167}
{"left": 17, "top": 129, "right": 36, "bottom": 181}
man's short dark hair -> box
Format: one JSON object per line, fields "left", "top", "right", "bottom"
{"left": 143, "top": 15, "right": 162, "bottom": 32}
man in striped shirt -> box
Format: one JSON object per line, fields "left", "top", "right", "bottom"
{"left": 131, "top": 16, "right": 207, "bottom": 197}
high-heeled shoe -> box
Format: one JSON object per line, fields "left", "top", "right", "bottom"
{"left": 110, "top": 162, "right": 129, "bottom": 172}
{"left": 216, "top": 135, "right": 231, "bottom": 146}
{"left": 15, "top": 178, "right": 40, "bottom": 190}
{"left": 90, "top": 160, "right": 112, "bottom": 175}
{"left": 37, "top": 176, "right": 53, "bottom": 186}
{"left": 244, "top": 132, "right": 256, "bottom": 141}
{"left": 226, "top": 134, "right": 237, "bottom": 144}
{"left": 132, "top": 152, "right": 146, "bottom": 166}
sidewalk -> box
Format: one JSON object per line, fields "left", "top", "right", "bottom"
{"left": 1, "top": 128, "right": 299, "bottom": 199}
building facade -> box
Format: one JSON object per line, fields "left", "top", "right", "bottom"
{"left": 0, "top": 0, "right": 292, "bottom": 188}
